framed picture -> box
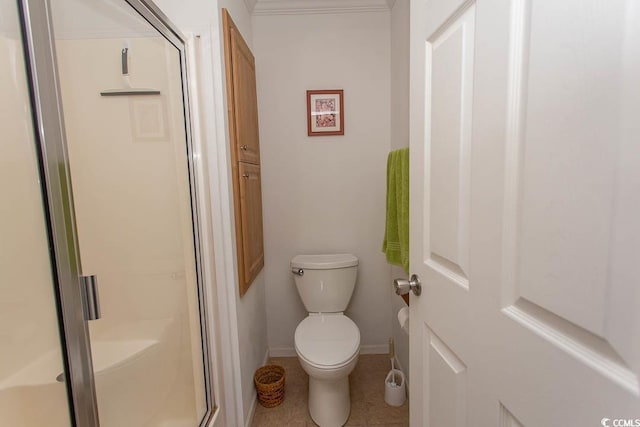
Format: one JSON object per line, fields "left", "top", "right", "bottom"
{"left": 307, "top": 89, "right": 344, "bottom": 136}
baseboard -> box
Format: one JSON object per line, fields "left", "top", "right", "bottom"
{"left": 244, "top": 391, "right": 257, "bottom": 427}
{"left": 244, "top": 348, "right": 270, "bottom": 427}
{"left": 265, "top": 346, "right": 409, "bottom": 398}
{"left": 269, "top": 344, "right": 389, "bottom": 358}
{"left": 269, "top": 347, "right": 297, "bottom": 357}
{"left": 359, "top": 344, "right": 389, "bottom": 355}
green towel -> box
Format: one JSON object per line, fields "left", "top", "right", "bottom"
{"left": 382, "top": 148, "right": 409, "bottom": 273}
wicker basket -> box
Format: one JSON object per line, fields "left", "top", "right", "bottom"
{"left": 254, "top": 365, "right": 285, "bottom": 408}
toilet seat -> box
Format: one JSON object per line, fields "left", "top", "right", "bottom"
{"left": 294, "top": 314, "right": 360, "bottom": 369}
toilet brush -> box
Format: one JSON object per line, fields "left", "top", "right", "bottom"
{"left": 390, "top": 359, "right": 397, "bottom": 386}
{"left": 388, "top": 338, "right": 397, "bottom": 386}
{"left": 385, "top": 337, "right": 406, "bottom": 406}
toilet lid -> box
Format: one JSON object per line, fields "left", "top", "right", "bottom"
{"left": 295, "top": 314, "right": 360, "bottom": 368}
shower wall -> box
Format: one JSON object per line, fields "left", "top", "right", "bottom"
{"left": 0, "top": 11, "right": 72, "bottom": 423}
{"left": 55, "top": 35, "right": 206, "bottom": 423}
{"left": 56, "top": 37, "right": 190, "bottom": 325}
{"left": 2, "top": 0, "right": 211, "bottom": 424}
{"left": 0, "top": 35, "right": 63, "bottom": 386}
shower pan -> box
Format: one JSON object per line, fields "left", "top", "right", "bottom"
{"left": 1, "top": 0, "right": 215, "bottom": 425}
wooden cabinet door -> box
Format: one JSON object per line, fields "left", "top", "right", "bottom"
{"left": 238, "top": 162, "right": 264, "bottom": 293}
{"left": 230, "top": 25, "right": 260, "bottom": 164}
{"left": 223, "top": 9, "right": 265, "bottom": 295}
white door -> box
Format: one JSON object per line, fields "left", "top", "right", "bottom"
{"left": 408, "top": 0, "right": 640, "bottom": 425}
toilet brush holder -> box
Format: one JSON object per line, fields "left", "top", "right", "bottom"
{"left": 384, "top": 369, "right": 406, "bottom": 407}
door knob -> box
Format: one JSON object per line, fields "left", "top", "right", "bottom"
{"left": 394, "top": 274, "right": 421, "bottom": 296}
{"left": 240, "top": 144, "right": 248, "bottom": 151}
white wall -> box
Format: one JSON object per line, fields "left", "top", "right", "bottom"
{"left": 253, "top": 11, "right": 392, "bottom": 355}
{"left": 153, "top": 1, "right": 268, "bottom": 425}
{"left": 390, "top": 0, "right": 410, "bottom": 376}
{"left": 206, "top": 3, "right": 269, "bottom": 424}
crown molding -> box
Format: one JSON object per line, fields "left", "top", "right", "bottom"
{"left": 244, "top": 0, "right": 258, "bottom": 14}
{"left": 252, "top": 0, "right": 390, "bottom": 16}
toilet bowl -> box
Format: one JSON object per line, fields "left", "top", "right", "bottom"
{"left": 291, "top": 254, "right": 360, "bottom": 427}
{"left": 295, "top": 313, "right": 360, "bottom": 426}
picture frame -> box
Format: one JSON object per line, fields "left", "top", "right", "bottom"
{"left": 307, "top": 89, "right": 344, "bottom": 136}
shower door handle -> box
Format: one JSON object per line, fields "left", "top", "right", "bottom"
{"left": 80, "top": 275, "right": 101, "bottom": 320}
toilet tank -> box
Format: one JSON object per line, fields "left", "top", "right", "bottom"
{"left": 291, "top": 254, "right": 358, "bottom": 313}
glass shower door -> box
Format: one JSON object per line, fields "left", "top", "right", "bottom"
{"left": 49, "top": 0, "right": 210, "bottom": 425}
{"left": 0, "top": 0, "right": 72, "bottom": 425}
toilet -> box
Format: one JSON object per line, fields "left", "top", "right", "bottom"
{"left": 291, "top": 254, "right": 360, "bottom": 427}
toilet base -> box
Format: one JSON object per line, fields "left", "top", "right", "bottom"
{"left": 308, "top": 376, "right": 350, "bottom": 427}
{"left": 297, "top": 352, "right": 359, "bottom": 427}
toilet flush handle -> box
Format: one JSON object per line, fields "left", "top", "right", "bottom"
{"left": 291, "top": 267, "right": 304, "bottom": 276}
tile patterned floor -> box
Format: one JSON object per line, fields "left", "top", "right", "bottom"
{"left": 252, "top": 355, "right": 409, "bottom": 427}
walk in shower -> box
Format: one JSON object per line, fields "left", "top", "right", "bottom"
{"left": 1, "top": 0, "right": 213, "bottom": 425}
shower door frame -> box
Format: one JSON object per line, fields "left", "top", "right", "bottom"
{"left": 17, "top": 0, "right": 216, "bottom": 425}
